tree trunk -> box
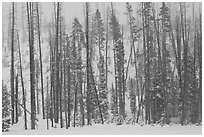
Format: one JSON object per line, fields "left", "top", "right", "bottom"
{"left": 15, "top": 73, "right": 18, "bottom": 123}
{"left": 54, "top": 2, "right": 60, "bottom": 124}
{"left": 74, "top": 82, "right": 78, "bottom": 127}
{"left": 36, "top": 2, "right": 45, "bottom": 119}
{"left": 10, "top": 2, "right": 15, "bottom": 125}
{"left": 67, "top": 63, "right": 71, "bottom": 127}
{"left": 59, "top": 14, "right": 63, "bottom": 128}
{"left": 17, "top": 32, "right": 27, "bottom": 130}
{"left": 105, "top": 7, "right": 109, "bottom": 89}
{"left": 85, "top": 2, "right": 91, "bottom": 125}
{"left": 49, "top": 23, "right": 54, "bottom": 127}
{"left": 27, "top": 2, "right": 36, "bottom": 130}
{"left": 46, "top": 77, "right": 49, "bottom": 130}
{"left": 90, "top": 64, "right": 104, "bottom": 124}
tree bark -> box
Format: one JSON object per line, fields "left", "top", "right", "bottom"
{"left": 85, "top": 2, "right": 91, "bottom": 125}
{"left": 15, "top": 73, "right": 18, "bottom": 123}
{"left": 27, "top": 2, "right": 36, "bottom": 130}
{"left": 36, "top": 2, "right": 45, "bottom": 119}
{"left": 10, "top": 2, "right": 15, "bottom": 125}
{"left": 17, "top": 32, "right": 27, "bottom": 130}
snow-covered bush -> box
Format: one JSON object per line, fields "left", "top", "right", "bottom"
{"left": 115, "top": 115, "right": 124, "bottom": 125}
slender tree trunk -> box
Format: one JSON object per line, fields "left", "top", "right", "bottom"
{"left": 36, "top": 63, "right": 40, "bottom": 115}
{"left": 105, "top": 7, "right": 109, "bottom": 89}
{"left": 198, "top": 11, "right": 202, "bottom": 124}
{"left": 36, "top": 2, "right": 45, "bottom": 119}
{"left": 10, "top": 2, "right": 15, "bottom": 125}
{"left": 27, "top": 2, "right": 36, "bottom": 129}
{"left": 63, "top": 41, "right": 68, "bottom": 129}
{"left": 54, "top": 2, "right": 60, "bottom": 124}
{"left": 47, "top": 77, "right": 49, "bottom": 130}
{"left": 59, "top": 15, "right": 63, "bottom": 128}
{"left": 110, "top": 3, "right": 118, "bottom": 116}
{"left": 74, "top": 82, "right": 78, "bottom": 127}
{"left": 15, "top": 73, "right": 18, "bottom": 123}
{"left": 121, "top": 26, "right": 126, "bottom": 117}
{"left": 67, "top": 63, "right": 71, "bottom": 127}
{"left": 85, "top": 2, "right": 91, "bottom": 125}
{"left": 79, "top": 62, "right": 84, "bottom": 126}
{"left": 17, "top": 32, "right": 27, "bottom": 130}
{"left": 90, "top": 64, "right": 104, "bottom": 124}
{"left": 180, "top": 3, "right": 188, "bottom": 125}
{"left": 49, "top": 23, "right": 54, "bottom": 127}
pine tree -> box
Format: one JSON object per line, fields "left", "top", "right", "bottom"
{"left": 159, "top": 2, "right": 171, "bottom": 124}
{"left": 92, "top": 9, "right": 109, "bottom": 122}
{"left": 2, "top": 80, "right": 11, "bottom": 132}
{"left": 142, "top": 2, "right": 153, "bottom": 124}
{"left": 110, "top": 3, "right": 125, "bottom": 119}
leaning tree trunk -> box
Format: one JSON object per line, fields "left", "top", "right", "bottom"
{"left": 17, "top": 32, "right": 27, "bottom": 130}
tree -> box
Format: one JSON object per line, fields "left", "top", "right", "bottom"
{"left": 142, "top": 2, "right": 152, "bottom": 124}
{"left": 15, "top": 73, "right": 19, "bottom": 123}
{"left": 180, "top": 3, "right": 188, "bottom": 125}
{"left": 92, "top": 9, "right": 109, "bottom": 122}
{"left": 10, "top": 2, "right": 15, "bottom": 125}
{"left": 110, "top": 3, "right": 125, "bottom": 119}
{"left": 129, "top": 78, "right": 136, "bottom": 118}
{"left": 126, "top": 2, "right": 141, "bottom": 121}
{"left": 36, "top": 2, "right": 45, "bottom": 119}
{"left": 26, "top": 2, "right": 36, "bottom": 129}
{"left": 54, "top": 2, "right": 60, "bottom": 124}
{"left": 71, "top": 18, "right": 85, "bottom": 126}
{"left": 2, "top": 80, "right": 11, "bottom": 132}
{"left": 85, "top": 2, "right": 91, "bottom": 125}
{"left": 17, "top": 32, "right": 27, "bottom": 130}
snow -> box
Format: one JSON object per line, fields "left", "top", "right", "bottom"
{"left": 3, "top": 116, "right": 202, "bottom": 135}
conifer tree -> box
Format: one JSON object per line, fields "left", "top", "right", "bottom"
{"left": 2, "top": 80, "right": 11, "bottom": 132}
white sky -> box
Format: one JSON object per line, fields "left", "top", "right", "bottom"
{"left": 2, "top": 2, "right": 135, "bottom": 32}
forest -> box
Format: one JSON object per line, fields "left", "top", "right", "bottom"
{"left": 2, "top": 2, "right": 202, "bottom": 133}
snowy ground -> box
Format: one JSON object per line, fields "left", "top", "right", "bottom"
{"left": 2, "top": 116, "right": 202, "bottom": 135}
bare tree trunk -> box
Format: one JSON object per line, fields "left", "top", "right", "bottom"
{"left": 105, "top": 7, "right": 109, "bottom": 89}
{"left": 54, "top": 2, "right": 60, "bottom": 124}
{"left": 15, "top": 73, "right": 18, "bottom": 123}
{"left": 27, "top": 2, "right": 36, "bottom": 129}
{"left": 36, "top": 2, "right": 45, "bottom": 119}
{"left": 10, "top": 2, "right": 15, "bottom": 125}
{"left": 63, "top": 40, "right": 68, "bottom": 129}
{"left": 85, "top": 2, "right": 91, "bottom": 125}
{"left": 180, "top": 3, "right": 188, "bottom": 125}
{"left": 67, "top": 63, "right": 71, "bottom": 127}
{"left": 36, "top": 62, "right": 40, "bottom": 115}
{"left": 198, "top": 10, "right": 202, "bottom": 124}
{"left": 121, "top": 26, "right": 125, "bottom": 117}
{"left": 59, "top": 15, "right": 63, "bottom": 128}
{"left": 111, "top": 2, "right": 118, "bottom": 116}
{"left": 49, "top": 23, "right": 54, "bottom": 127}
{"left": 46, "top": 77, "right": 49, "bottom": 130}
{"left": 73, "top": 82, "right": 78, "bottom": 127}
{"left": 17, "top": 32, "right": 27, "bottom": 130}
